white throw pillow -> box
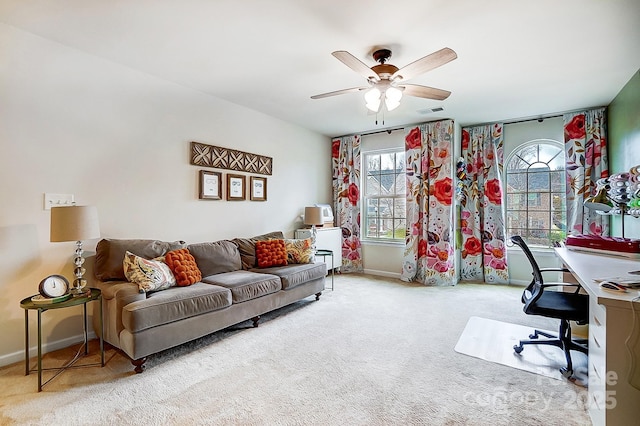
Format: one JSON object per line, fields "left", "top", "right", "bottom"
{"left": 123, "top": 251, "right": 176, "bottom": 293}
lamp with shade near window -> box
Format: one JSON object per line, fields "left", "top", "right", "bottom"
{"left": 50, "top": 205, "right": 100, "bottom": 296}
{"left": 304, "top": 206, "right": 323, "bottom": 251}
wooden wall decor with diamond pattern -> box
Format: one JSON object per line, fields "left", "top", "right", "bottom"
{"left": 190, "top": 141, "right": 272, "bottom": 175}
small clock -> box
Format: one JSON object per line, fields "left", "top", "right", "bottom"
{"left": 38, "top": 274, "right": 69, "bottom": 298}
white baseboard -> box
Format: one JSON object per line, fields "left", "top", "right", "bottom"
{"left": 0, "top": 331, "right": 97, "bottom": 368}
{"left": 363, "top": 269, "right": 402, "bottom": 280}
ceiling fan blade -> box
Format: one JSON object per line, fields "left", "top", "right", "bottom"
{"left": 392, "top": 47, "right": 457, "bottom": 82}
{"left": 311, "top": 86, "right": 368, "bottom": 99}
{"left": 400, "top": 84, "right": 451, "bottom": 101}
{"left": 332, "top": 51, "right": 380, "bottom": 81}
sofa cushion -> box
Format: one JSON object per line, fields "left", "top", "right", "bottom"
{"left": 123, "top": 251, "right": 176, "bottom": 293}
{"left": 284, "top": 238, "right": 315, "bottom": 264}
{"left": 95, "top": 238, "right": 186, "bottom": 281}
{"left": 122, "top": 283, "right": 232, "bottom": 333}
{"left": 256, "top": 239, "right": 288, "bottom": 268}
{"left": 188, "top": 240, "right": 241, "bottom": 276}
{"left": 201, "top": 270, "right": 281, "bottom": 303}
{"left": 165, "top": 248, "right": 202, "bottom": 286}
{"left": 232, "top": 231, "right": 285, "bottom": 270}
{"left": 251, "top": 263, "right": 326, "bottom": 290}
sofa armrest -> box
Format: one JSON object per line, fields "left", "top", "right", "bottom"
{"left": 93, "top": 280, "right": 146, "bottom": 347}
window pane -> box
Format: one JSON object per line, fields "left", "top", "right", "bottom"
{"left": 395, "top": 152, "right": 405, "bottom": 171}
{"left": 527, "top": 229, "right": 549, "bottom": 246}
{"left": 365, "top": 217, "right": 378, "bottom": 238}
{"left": 506, "top": 172, "right": 527, "bottom": 192}
{"left": 365, "top": 173, "right": 381, "bottom": 196}
{"left": 550, "top": 171, "right": 565, "bottom": 192}
{"left": 516, "top": 145, "right": 538, "bottom": 165}
{"left": 548, "top": 151, "right": 564, "bottom": 171}
{"left": 380, "top": 218, "right": 395, "bottom": 239}
{"left": 367, "top": 154, "right": 380, "bottom": 172}
{"left": 394, "top": 198, "right": 406, "bottom": 219}
{"left": 507, "top": 211, "right": 528, "bottom": 230}
{"left": 538, "top": 145, "right": 561, "bottom": 164}
{"left": 380, "top": 153, "right": 394, "bottom": 171}
{"left": 528, "top": 168, "right": 550, "bottom": 191}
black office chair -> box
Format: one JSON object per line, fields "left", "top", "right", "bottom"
{"left": 510, "top": 235, "right": 589, "bottom": 378}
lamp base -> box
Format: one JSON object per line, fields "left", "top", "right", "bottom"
{"left": 70, "top": 283, "right": 90, "bottom": 297}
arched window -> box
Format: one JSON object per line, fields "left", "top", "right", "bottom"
{"left": 505, "top": 140, "right": 566, "bottom": 247}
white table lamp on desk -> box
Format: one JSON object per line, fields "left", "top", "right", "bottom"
{"left": 304, "top": 206, "right": 323, "bottom": 251}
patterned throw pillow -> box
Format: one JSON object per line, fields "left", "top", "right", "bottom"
{"left": 284, "top": 238, "right": 314, "bottom": 264}
{"left": 123, "top": 251, "right": 177, "bottom": 293}
{"left": 255, "top": 239, "right": 288, "bottom": 268}
{"left": 165, "top": 248, "right": 202, "bottom": 286}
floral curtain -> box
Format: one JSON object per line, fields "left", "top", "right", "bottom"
{"left": 401, "top": 120, "right": 456, "bottom": 286}
{"left": 332, "top": 135, "right": 364, "bottom": 272}
{"left": 458, "top": 124, "right": 509, "bottom": 283}
{"left": 564, "top": 108, "right": 609, "bottom": 236}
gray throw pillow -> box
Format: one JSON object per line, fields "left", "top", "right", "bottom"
{"left": 187, "top": 240, "right": 241, "bottom": 276}
{"left": 95, "top": 238, "right": 186, "bottom": 281}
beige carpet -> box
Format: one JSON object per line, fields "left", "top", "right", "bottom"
{"left": 0, "top": 274, "right": 591, "bottom": 425}
{"left": 455, "top": 317, "right": 588, "bottom": 387}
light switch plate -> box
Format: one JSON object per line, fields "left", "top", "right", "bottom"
{"left": 44, "top": 193, "right": 75, "bottom": 210}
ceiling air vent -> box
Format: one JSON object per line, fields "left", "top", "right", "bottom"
{"left": 418, "top": 107, "right": 444, "bottom": 114}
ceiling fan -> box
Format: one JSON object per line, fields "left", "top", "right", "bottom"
{"left": 311, "top": 47, "right": 457, "bottom": 113}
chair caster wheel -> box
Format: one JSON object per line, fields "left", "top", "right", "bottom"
{"left": 513, "top": 345, "right": 523, "bottom": 354}
{"left": 529, "top": 333, "right": 538, "bottom": 339}
{"left": 560, "top": 367, "right": 573, "bottom": 378}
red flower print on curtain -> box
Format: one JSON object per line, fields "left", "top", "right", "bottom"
{"left": 459, "top": 123, "right": 509, "bottom": 283}
{"left": 332, "top": 135, "right": 363, "bottom": 272}
{"left": 564, "top": 108, "right": 609, "bottom": 237}
{"left": 401, "top": 120, "right": 456, "bottom": 286}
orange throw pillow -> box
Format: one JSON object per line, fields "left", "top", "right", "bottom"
{"left": 255, "top": 239, "right": 288, "bottom": 268}
{"left": 165, "top": 248, "right": 202, "bottom": 286}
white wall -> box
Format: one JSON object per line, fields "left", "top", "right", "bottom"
{"left": 0, "top": 24, "right": 331, "bottom": 367}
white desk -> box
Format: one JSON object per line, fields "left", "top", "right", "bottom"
{"left": 555, "top": 248, "right": 640, "bottom": 426}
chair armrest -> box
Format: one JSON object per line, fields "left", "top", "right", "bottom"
{"left": 540, "top": 282, "right": 583, "bottom": 293}
{"left": 540, "top": 267, "right": 570, "bottom": 273}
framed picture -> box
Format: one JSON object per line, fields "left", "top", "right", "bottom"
{"left": 226, "top": 174, "right": 246, "bottom": 201}
{"left": 199, "top": 170, "right": 222, "bottom": 200}
{"left": 250, "top": 176, "right": 267, "bottom": 201}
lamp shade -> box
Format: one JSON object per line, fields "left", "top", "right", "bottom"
{"left": 304, "top": 206, "right": 323, "bottom": 226}
{"left": 583, "top": 187, "right": 614, "bottom": 212}
{"left": 50, "top": 205, "right": 100, "bottom": 242}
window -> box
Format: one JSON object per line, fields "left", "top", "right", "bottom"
{"left": 362, "top": 149, "right": 406, "bottom": 242}
{"left": 505, "top": 141, "right": 566, "bottom": 247}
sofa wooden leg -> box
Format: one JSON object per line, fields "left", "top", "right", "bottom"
{"left": 315, "top": 292, "right": 322, "bottom": 301}
{"left": 251, "top": 316, "right": 260, "bottom": 328}
{"left": 132, "top": 357, "right": 147, "bottom": 374}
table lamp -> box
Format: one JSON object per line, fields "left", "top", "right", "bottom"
{"left": 304, "top": 206, "right": 323, "bottom": 251}
{"left": 50, "top": 205, "right": 100, "bottom": 295}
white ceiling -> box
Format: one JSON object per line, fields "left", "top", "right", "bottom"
{"left": 1, "top": 0, "right": 638, "bottom": 137}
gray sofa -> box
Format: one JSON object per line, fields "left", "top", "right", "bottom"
{"left": 91, "top": 232, "right": 326, "bottom": 373}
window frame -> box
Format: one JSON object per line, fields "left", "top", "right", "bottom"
{"left": 504, "top": 139, "right": 566, "bottom": 248}
{"left": 361, "top": 147, "right": 406, "bottom": 245}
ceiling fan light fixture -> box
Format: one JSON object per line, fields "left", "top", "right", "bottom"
{"left": 385, "top": 98, "right": 401, "bottom": 111}
{"left": 384, "top": 86, "right": 403, "bottom": 111}
{"left": 365, "top": 87, "right": 382, "bottom": 112}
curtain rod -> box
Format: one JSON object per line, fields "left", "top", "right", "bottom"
{"left": 338, "top": 106, "right": 606, "bottom": 138}
{"left": 360, "top": 127, "right": 404, "bottom": 137}
{"left": 503, "top": 114, "right": 562, "bottom": 125}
